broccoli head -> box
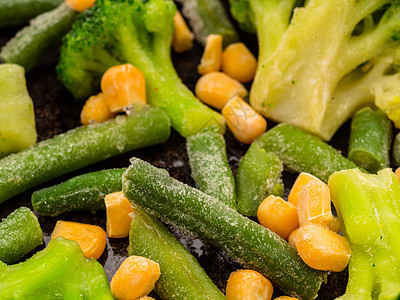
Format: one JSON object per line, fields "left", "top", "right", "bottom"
{"left": 57, "top": 0, "right": 225, "bottom": 137}
{"left": 229, "top": 0, "right": 400, "bottom": 140}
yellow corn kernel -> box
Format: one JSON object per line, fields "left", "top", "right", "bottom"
{"left": 257, "top": 195, "right": 299, "bottom": 240}
{"left": 328, "top": 216, "right": 341, "bottom": 233}
{"left": 198, "top": 34, "right": 223, "bottom": 74}
{"left": 80, "top": 93, "right": 115, "bottom": 126}
{"left": 274, "top": 297, "right": 299, "bottom": 300}
{"left": 222, "top": 95, "right": 266, "bottom": 144}
{"left": 105, "top": 191, "right": 135, "bottom": 238}
{"left": 138, "top": 297, "right": 155, "bottom": 300}
{"left": 297, "top": 180, "right": 333, "bottom": 227}
{"left": 101, "top": 64, "right": 146, "bottom": 113}
{"left": 395, "top": 167, "right": 400, "bottom": 181}
{"left": 288, "top": 227, "right": 300, "bottom": 249}
{"left": 222, "top": 42, "right": 257, "bottom": 83}
{"left": 195, "top": 72, "right": 247, "bottom": 109}
{"left": 172, "top": 11, "right": 194, "bottom": 53}
{"left": 51, "top": 220, "right": 107, "bottom": 260}
{"left": 65, "top": 0, "right": 95, "bottom": 12}
{"left": 288, "top": 172, "right": 321, "bottom": 206}
{"left": 110, "top": 256, "right": 161, "bottom": 300}
{"left": 226, "top": 269, "right": 273, "bottom": 300}
{"left": 295, "top": 224, "right": 351, "bottom": 272}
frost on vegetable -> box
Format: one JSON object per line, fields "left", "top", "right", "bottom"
{"left": 229, "top": 0, "right": 400, "bottom": 140}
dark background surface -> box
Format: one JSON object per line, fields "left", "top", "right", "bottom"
{"left": 0, "top": 8, "right": 350, "bottom": 299}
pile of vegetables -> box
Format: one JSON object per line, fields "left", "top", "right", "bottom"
{"left": 1, "top": 0, "right": 400, "bottom": 299}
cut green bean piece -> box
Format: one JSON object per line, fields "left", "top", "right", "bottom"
{"left": 236, "top": 143, "right": 283, "bottom": 216}
{"left": 176, "top": 0, "right": 239, "bottom": 47}
{"left": 32, "top": 168, "right": 126, "bottom": 216}
{"left": 0, "top": 0, "right": 63, "bottom": 28}
{"left": 186, "top": 127, "right": 236, "bottom": 209}
{"left": 348, "top": 107, "right": 391, "bottom": 173}
{"left": 1, "top": 3, "right": 78, "bottom": 72}
{"left": 0, "top": 106, "right": 170, "bottom": 204}
{"left": 122, "top": 158, "right": 325, "bottom": 299}
{"left": 256, "top": 123, "right": 358, "bottom": 182}
{"left": 0, "top": 207, "right": 43, "bottom": 264}
{"left": 392, "top": 132, "right": 400, "bottom": 167}
{"left": 129, "top": 209, "right": 226, "bottom": 300}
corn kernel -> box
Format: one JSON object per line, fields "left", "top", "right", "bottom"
{"left": 257, "top": 195, "right": 299, "bottom": 240}
{"left": 222, "top": 42, "right": 257, "bottom": 83}
{"left": 80, "top": 93, "right": 115, "bottom": 125}
{"left": 198, "top": 34, "right": 223, "bottom": 74}
{"left": 111, "top": 256, "right": 161, "bottom": 300}
{"left": 195, "top": 72, "right": 247, "bottom": 109}
{"left": 288, "top": 172, "right": 321, "bottom": 206}
{"left": 105, "top": 191, "right": 135, "bottom": 238}
{"left": 222, "top": 95, "right": 266, "bottom": 144}
{"left": 226, "top": 269, "right": 273, "bottom": 300}
{"left": 172, "top": 11, "right": 194, "bottom": 53}
{"left": 274, "top": 297, "right": 299, "bottom": 300}
{"left": 65, "top": 0, "right": 95, "bottom": 12}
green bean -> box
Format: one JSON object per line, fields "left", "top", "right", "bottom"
{"left": 186, "top": 128, "right": 236, "bottom": 209}
{"left": 129, "top": 209, "right": 226, "bottom": 300}
{"left": 236, "top": 143, "right": 283, "bottom": 217}
{"left": 0, "top": 207, "right": 43, "bottom": 264}
{"left": 0, "top": 106, "right": 170, "bottom": 204}
{"left": 348, "top": 107, "right": 391, "bottom": 173}
{"left": 32, "top": 168, "right": 126, "bottom": 216}
{"left": 392, "top": 132, "right": 400, "bottom": 167}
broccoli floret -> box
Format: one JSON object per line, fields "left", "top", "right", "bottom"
{"left": 229, "top": 0, "right": 400, "bottom": 140}
{"left": 57, "top": 0, "right": 225, "bottom": 137}
{"left": 329, "top": 168, "right": 400, "bottom": 299}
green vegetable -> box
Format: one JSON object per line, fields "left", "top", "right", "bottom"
{"left": 228, "top": 0, "right": 400, "bottom": 140}
{"left": 57, "top": 0, "right": 225, "bottom": 137}
{"left": 0, "top": 64, "right": 37, "bottom": 158}
{"left": 32, "top": 168, "right": 126, "bottom": 216}
{"left": 129, "top": 209, "right": 226, "bottom": 300}
{"left": 122, "top": 158, "right": 325, "bottom": 299}
{"left": 236, "top": 143, "right": 283, "bottom": 217}
{"left": 348, "top": 107, "right": 391, "bottom": 173}
{"left": 0, "top": 237, "right": 113, "bottom": 299}
{"left": 186, "top": 127, "right": 236, "bottom": 209}
{"left": 256, "top": 123, "right": 358, "bottom": 182}
{"left": 329, "top": 168, "right": 400, "bottom": 300}
{"left": 1, "top": 3, "right": 78, "bottom": 72}
{"left": 0, "top": 106, "right": 170, "bottom": 204}
{"left": 0, "top": 0, "right": 63, "bottom": 28}
{"left": 393, "top": 132, "right": 400, "bottom": 167}
{"left": 0, "top": 207, "right": 43, "bottom": 264}
{"left": 175, "top": 0, "right": 239, "bottom": 47}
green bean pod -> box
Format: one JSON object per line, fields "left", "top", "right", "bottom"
{"left": 1, "top": 3, "right": 78, "bottom": 72}
{"left": 348, "top": 107, "right": 391, "bottom": 173}
{"left": 32, "top": 168, "right": 126, "bottom": 216}
{"left": 186, "top": 128, "right": 236, "bottom": 209}
{"left": 0, "top": 0, "right": 63, "bottom": 28}
{"left": 122, "top": 158, "right": 325, "bottom": 300}
{"left": 176, "top": 0, "right": 239, "bottom": 47}
{"left": 0, "top": 207, "right": 43, "bottom": 264}
{"left": 393, "top": 133, "right": 400, "bottom": 167}
{"left": 0, "top": 106, "right": 170, "bottom": 204}
{"left": 256, "top": 123, "right": 358, "bottom": 182}
{"left": 236, "top": 143, "right": 283, "bottom": 217}
{"left": 129, "top": 209, "right": 226, "bottom": 300}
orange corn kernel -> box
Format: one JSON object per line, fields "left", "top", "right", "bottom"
{"left": 226, "top": 270, "right": 273, "bottom": 300}
{"left": 198, "top": 34, "right": 223, "bottom": 75}
{"left": 327, "top": 216, "right": 341, "bottom": 233}
{"left": 172, "top": 11, "right": 194, "bottom": 53}
{"left": 257, "top": 195, "right": 299, "bottom": 240}
{"left": 80, "top": 93, "right": 115, "bottom": 125}
{"left": 288, "top": 227, "right": 300, "bottom": 249}
{"left": 222, "top": 43, "right": 257, "bottom": 83}
{"left": 297, "top": 180, "right": 333, "bottom": 227}
{"left": 138, "top": 297, "right": 155, "bottom": 300}
{"left": 222, "top": 95, "right": 266, "bottom": 144}
{"left": 51, "top": 220, "right": 107, "bottom": 260}
{"left": 195, "top": 72, "right": 247, "bottom": 109}
{"left": 65, "top": 0, "right": 95, "bottom": 12}
{"left": 274, "top": 297, "right": 299, "bottom": 300}
{"left": 105, "top": 191, "right": 135, "bottom": 238}
{"left": 288, "top": 172, "right": 321, "bottom": 206}
{"left": 395, "top": 167, "right": 400, "bottom": 181}
{"left": 110, "top": 256, "right": 161, "bottom": 300}
{"left": 295, "top": 224, "right": 351, "bottom": 272}
{"left": 101, "top": 64, "right": 146, "bottom": 113}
